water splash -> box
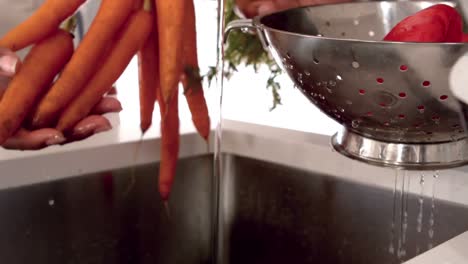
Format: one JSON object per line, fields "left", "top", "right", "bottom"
{"left": 417, "top": 173, "right": 425, "bottom": 233}
{"left": 388, "top": 170, "right": 398, "bottom": 255}
{"left": 397, "top": 170, "right": 408, "bottom": 260}
{"left": 428, "top": 171, "right": 439, "bottom": 250}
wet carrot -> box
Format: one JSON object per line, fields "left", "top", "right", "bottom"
{"left": 31, "top": 0, "right": 135, "bottom": 129}
{"left": 181, "top": 0, "right": 210, "bottom": 141}
{"left": 138, "top": 17, "right": 159, "bottom": 134}
{"left": 0, "top": 29, "right": 74, "bottom": 144}
{"left": 56, "top": 9, "right": 153, "bottom": 133}
{"left": 157, "top": 83, "right": 180, "bottom": 201}
{"left": 0, "top": 0, "right": 85, "bottom": 51}
{"left": 155, "top": 0, "right": 186, "bottom": 105}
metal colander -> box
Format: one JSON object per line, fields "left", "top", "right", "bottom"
{"left": 225, "top": 1, "right": 468, "bottom": 170}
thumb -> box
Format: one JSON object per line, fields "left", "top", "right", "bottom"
{"left": 0, "top": 48, "right": 20, "bottom": 77}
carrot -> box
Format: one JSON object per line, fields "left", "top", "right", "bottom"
{"left": 56, "top": 9, "right": 153, "bottom": 133}
{"left": 30, "top": 0, "right": 136, "bottom": 129}
{"left": 0, "top": 0, "right": 85, "bottom": 51}
{"left": 155, "top": 0, "right": 186, "bottom": 104}
{"left": 157, "top": 83, "right": 180, "bottom": 201}
{"left": 0, "top": 29, "right": 74, "bottom": 144}
{"left": 138, "top": 17, "right": 159, "bottom": 134}
{"left": 181, "top": 0, "right": 210, "bottom": 141}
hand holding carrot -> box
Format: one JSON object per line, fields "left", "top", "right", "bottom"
{"left": 0, "top": 47, "right": 122, "bottom": 150}
{"left": 0, "top": 0, "right": 210, "bottom": 202}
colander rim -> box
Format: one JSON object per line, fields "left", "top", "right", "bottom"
{"left": 253, "top": 0, "right": 468, "bottom": 47}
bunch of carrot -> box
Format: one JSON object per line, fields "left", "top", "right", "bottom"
{"left": 0, "top": 0, "right": 210, "bottom": 201}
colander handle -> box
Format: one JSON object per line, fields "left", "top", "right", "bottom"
{"left": 224, "top": 19, "right": 269, "bottom": 50}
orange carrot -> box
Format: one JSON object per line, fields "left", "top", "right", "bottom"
{"left": 0, "top": 0, "right": 85, "bottom": 51}
{"left": 155, "top": 0, "right": 186, "bottom": 104}
{"left": 0, "top": 29, "right": 74, "bottom": 144}
{"left": 181, "top": 0, "right": 210, "bottom": 141}
{"left": 56, "top": 9, "right": 153, "bottom": 133}
{"left": 138, "top": 20, "right": 159, "bottom": 134}
{"left": 31, "top": 0, "right": 136, "bottom": 129}
{"left": 157, "top": 83, "right": 180, "bottom": 201}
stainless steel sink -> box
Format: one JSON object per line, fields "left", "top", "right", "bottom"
{"left": 1, "top": 150, "right": 468, "bottom": 263}
{"left": 0, "top": 156, "right": 213, "bottom": 264}
{"left": 217, "top": 155, "right": 468, "bottom": 264}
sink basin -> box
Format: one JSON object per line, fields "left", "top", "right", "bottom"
{"left": 0, "top": 156, "right": 213, "bottom": 264}
{"left": 1, "top": 149, "right": 468, "bottom": 263}
{"left": 0, "top": 120, "right": 468, "bottom": 263}
{"left": 218, "top": 155, "right": 468, "bottom": 264}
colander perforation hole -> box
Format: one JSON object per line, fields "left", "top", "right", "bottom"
{"left": 417, "top": 105, "right": 425, "bottom": 113}
{"left": 376, "top": 78, "right": 384, "bottom": 84}
{"left": 398, "top": 114, "right": 405, "bottom": 119}
{"left": 422, "top": 81, "right": 431, "bottom": 87}
{"left": 440, "top": 95, "right": 448, "bottom": 101}
{"left": 459, "top": 129, "right": 465, "bottom": 133}
{"left": 352, "top": 61, "right": 360, "bottom": 68}
{"left": 368, "top": 30, "right": 375, "bottom": 37}
{"left": 398, "top": 92, "right": 406, "bottom": 98}
{"left": 353, "top": 19, "right": 359, "bottom": 25}
{"left": 453, "top": 124, "right": 460, "bottom": 128}
{"left": 341, "top": 32, "right": 346, "bottom": 37}
{"left": 325, "top": 21, "right": 331, "bottom": 26}
{"left": 313, "top": 58, "right": 320, "bottom": 64}
{"left": 400, "top": 65, "right": 408, "bottom": 72}
{"left": 366, "top": 111, "right": 373, "bottom": 117}
{"left": 359, "top": 89, "right": 365, "bottom": 95}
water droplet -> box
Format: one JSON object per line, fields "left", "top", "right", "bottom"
{"left": 336, "top": 75, "right": 343, "bottom": 81}
{"left": 389, "top": 244, "right": 395, "bottom": 254}
{"left": 339, "top": 107, "right": 345, "bottom": 113}
{"left": 352, "top": 120, "right": 361, "bottom": 128}
{"left": 369, "top": 30, "right": 375, "bottom": 37}
{"left": 305, "top": 71, "right": 311, "bottom": 76}
{"left": 319, "top": 95, "right": 325, "bottom": 100}
{"left": 241, "top": 27, "right": 250, "bottom": 33}
{"left": 49, "top": 199, "right": 55, "bottom": 206}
